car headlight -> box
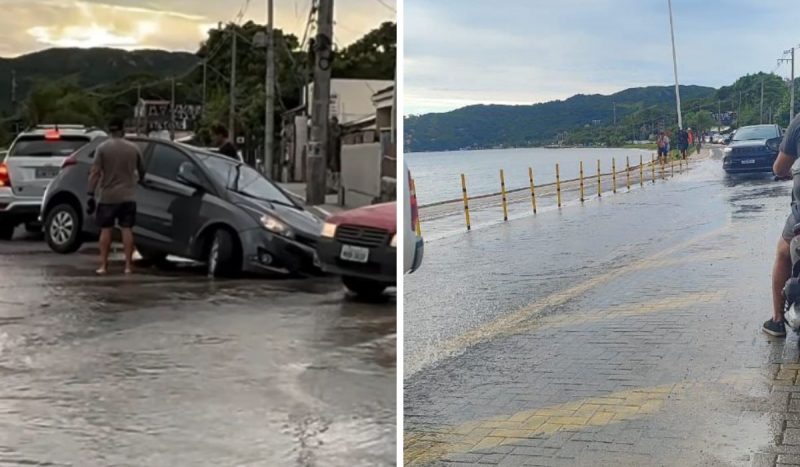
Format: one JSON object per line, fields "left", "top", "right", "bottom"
{"left": 261, "top": 214, "right": 292, "bottom": 237}
{"left": 321, "top": 222, "right": 337, "bottom": 238}
{"left": 390, "top": 234, "right": 397, "bottom": 247}
{"left": 723, "top": 147, "right": 732, "bottom": 153}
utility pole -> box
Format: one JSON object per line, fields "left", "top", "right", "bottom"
{"left": 264, "top": 0, "right": 275, "bottom": 179}
{"left": 667, "top": 0, "right": 682, "bottom": 129}
{"left": 10, "top": 70, "right": 16, "bottom": 109}
{"left": 738, "top": 91, "right": 741, "bottom": 126}
{"left": 229, "top": 27, "right": 237, "bottom": 142}
{"left": 760, "top": 78, "right": 764, "bottom": 124}
{"left": 613, "top": 101, "right": 616, "bottom": 126}
{"left": 306, "top": 0, "right": 334, "bottom": 205}
{"left": 136, "top": 84, "right": 141, "bottom": 135}
{"left": 170, "top": 77, "right": 176, "bottom": 141}
{"left": 779, "top": 48, "right": 795, "bottom": 121}
{"left": 202, "top": 59, "right": 207, "bottom": 118}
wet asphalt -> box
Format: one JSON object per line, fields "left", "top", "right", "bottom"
{"left": 404, "top": 148, "right": 800, "bottom": 465}
{"left": 0, "top": 234, "right": 396, "bottom": 466}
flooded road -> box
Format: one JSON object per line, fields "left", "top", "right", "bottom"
{"left": 404, "top": 149, "right": 800, "bottom": 465}
{"left": 0, "top": 239, "right": 396, "bottom": 466}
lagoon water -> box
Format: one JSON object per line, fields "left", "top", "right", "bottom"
{"left": 406, "top": 147, "right": 654, "bottom": 206}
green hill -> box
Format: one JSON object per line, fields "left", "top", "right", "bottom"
{"left": 404, "top": 85, "right": 716, "bottom": 152}
{"left": 0, "top": 48, "right": 199, "bottom": 113}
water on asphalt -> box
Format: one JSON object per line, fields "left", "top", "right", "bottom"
{"left": 0, "top": 240, "right": 396, "bottom": 466}
{"left": 405, "top": 150, "right": 788, "bottom": 375}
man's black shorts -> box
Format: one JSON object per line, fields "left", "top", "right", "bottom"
{"left": 96, "top": 202, "right": 136, "bottom": 229}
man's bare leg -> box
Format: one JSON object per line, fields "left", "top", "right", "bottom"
{"left": 121, "top": 228, "right": 135, "bottom": 274}
{"left": 97, "top": 228, "right": 112, "bottom": 274}
{"left": 772, "top": 237, "right": 792, "bottom": 322}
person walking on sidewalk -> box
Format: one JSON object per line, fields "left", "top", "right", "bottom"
{"left": 764, "top": 113, "right": 800, "bottom": 336}
{"left": 211, "top": 123, "right": 239, "bottom": 160}
{"left": 677, "top": 128, "right": 689, "bottom": 160}
{"left": 87, "top": 117, "right": 146, "bottom": 275}
{"left": 657, "top": 132, "right": 669, "bottom": 163}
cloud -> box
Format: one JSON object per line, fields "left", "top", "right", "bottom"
{"left": 404, "top": 0, "right": 800, "bottom": 115}
{"left": 0, "top": 0, "right": 395, "bottom": 57}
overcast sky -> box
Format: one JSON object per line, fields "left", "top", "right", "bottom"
{"left": 404, "top": 0, "right": 800, "bottom": 115}
{"left": 0, "top": 0, "right": 395, "bottom": 57}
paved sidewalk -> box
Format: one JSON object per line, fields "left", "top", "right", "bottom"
{"left": 404, "top": 153, "right": 800, "bottom": 466}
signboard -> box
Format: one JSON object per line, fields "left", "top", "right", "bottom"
{"left": 236, "top": 136, "right": 245, "bottom": 144}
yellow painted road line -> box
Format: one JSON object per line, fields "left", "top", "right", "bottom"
{"left": 405, "top": 383, "right": 685, "bottom": 465}
{"left": 517, "top": 291, "right": 724, "bottom": 334}
{"left": 405, "top": 226, "right": 729, "bottom": 376}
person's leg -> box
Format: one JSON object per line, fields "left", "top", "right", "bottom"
{"left": 766, "top": 223, "right": 794, "bottom": 336}
{"left": 121, "top": 228, "right": 135, "bottom": 274}
{"left": 98, "top": 228, "right": 112, "bottom": 274}
{"left": 118, "top": 202, "right": 137, "bottom": 274}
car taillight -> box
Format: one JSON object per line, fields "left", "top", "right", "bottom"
{"left": 0, "top": 163, "right": 10, "bottom": 188}
{"left": 409, "top": 170, "right": 419, "bottom": 235}
{"left": 61, "top": 154, "right": 78, "bottom": 169}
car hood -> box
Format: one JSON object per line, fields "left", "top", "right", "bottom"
{"left": 327, "top": 202, "right": 396, "bottom": 233}
{"left": 230, "top": 192, "right": 323, "bottom": 237}
{"left": 728, "top": 139, "right": 769, "bottom": 148}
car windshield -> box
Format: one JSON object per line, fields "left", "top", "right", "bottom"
{"left": 733, "top": 126, "right": 779, "bottom": 141}
{"left": 233, "top": 164, "right": 294, "bottom": 206}
{"left": 10, "top": 135, "right": 90, "bottom": 157}
{"left": 196, "top": 152, "right": 234, "bottom": 186}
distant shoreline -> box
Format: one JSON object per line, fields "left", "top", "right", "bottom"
{"left": 405, "top": 144, "right": 657, "bottom": 154}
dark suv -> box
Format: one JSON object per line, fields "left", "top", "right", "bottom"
{"left": 41, "top": 137, "right": 323, "bottom": 276}
{"left": 723, "top": 124, "right": 783, "bottom": 174}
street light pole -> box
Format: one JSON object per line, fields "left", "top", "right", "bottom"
{"left": 264, "top": 0, "right": 275, "bottom": 178}
{"left": 170, "top": 77, "right": 176, "bottom": 141}
{"left": 667, "top": 0, "right": 682, "bottom": 129}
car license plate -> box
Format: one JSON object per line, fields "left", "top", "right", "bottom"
{"left": 35, "top": 167, "right": 59, "bottom": 178}
{"left": 340, "top": 244, "right": 369, "bottom": 263}
{"left": 741, "top": 159, "right": 756, "bottom": 165}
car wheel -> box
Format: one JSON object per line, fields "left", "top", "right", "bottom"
{"left": 45, "top": 203, "right": 83, "bottom": 254}
{"left": 207, "top": 229, "right": 240, "bottom": 277}
{"left": 136, "top": 245, "right": 168, "bottom": 266}
{"left": 342, "top": 275, "right": 390, "bottom": 299}
{"left": 0, "top": 223, "right": 15, "bottom": 241}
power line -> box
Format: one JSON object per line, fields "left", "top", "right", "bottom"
{"left": 373, "top": 0, "right": 396, "bottom": 13}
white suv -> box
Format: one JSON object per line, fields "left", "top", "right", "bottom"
{"left": 0, "top": 124, "right": 106, "bottom": 239}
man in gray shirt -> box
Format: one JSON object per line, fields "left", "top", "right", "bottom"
{"left": 88, "top": 118, "right": 145, "bottom": 275}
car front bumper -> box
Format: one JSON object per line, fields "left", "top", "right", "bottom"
{"left": 723, "top": 153, "right": 776, "bottom": 173}
{"left": 239, "top": 228, "right": 320, "bottom": 275}
{"left": 316, "top": 237, "right": 396, "bottom": 284}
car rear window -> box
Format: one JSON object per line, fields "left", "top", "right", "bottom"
{"left": 9, "top": 135, "right": 91, "bottom": 157}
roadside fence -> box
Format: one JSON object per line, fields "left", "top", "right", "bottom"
{"left": 418, "top": 153, "right": 692, "bottom": 232}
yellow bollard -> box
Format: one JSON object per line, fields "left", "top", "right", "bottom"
{"left": 612, "top": 158, "right": 617, "bottom": 194}
{"left": 528, "top": 167, "right": 537, "bottom": 214}
{"left": 500, "top": 169, "right": 509, "bottom": 221}
{"left": 651, "top": 154, "right": 655, "bottom": 183}
{"left": 626, "top": 156, "right": 631, "bottom": 191}
{"left": 597, "top": 159, "right": 602, "bottom": 197}
{"left": 579, "top": 161, "right": 585, "bottom": 203}
{"left": 460, "top": 173, "right": 471, "bottom": 231}
{"left": 556, "top": 163, "right": 562, "bottom": 208}
{"left": 640, "top": 155, "right": 644, "bottom": 187}
{"left": 411, "top": 179, "right": 422, "bottom": 236}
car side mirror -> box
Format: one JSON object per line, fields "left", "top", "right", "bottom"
{"left": 767, "top": 136, "right": 782, "bottom": 153}
{"left": 176, "top": 162, "right": 204, "bottom": 190}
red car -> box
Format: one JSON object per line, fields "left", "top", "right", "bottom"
{"left": 316, "top": 202, "right": 396, "bottom": 297}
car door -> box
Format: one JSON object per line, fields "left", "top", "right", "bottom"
{"left": 137, "top": 143, "right": 212, "bottom": 256}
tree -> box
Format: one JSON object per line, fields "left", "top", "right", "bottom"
{"left": 23, "top": 80, "right": 102, "bottom": 126}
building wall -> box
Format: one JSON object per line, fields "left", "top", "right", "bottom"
{"left": 340, "top": 143, "right": 382, "bottom": 208}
